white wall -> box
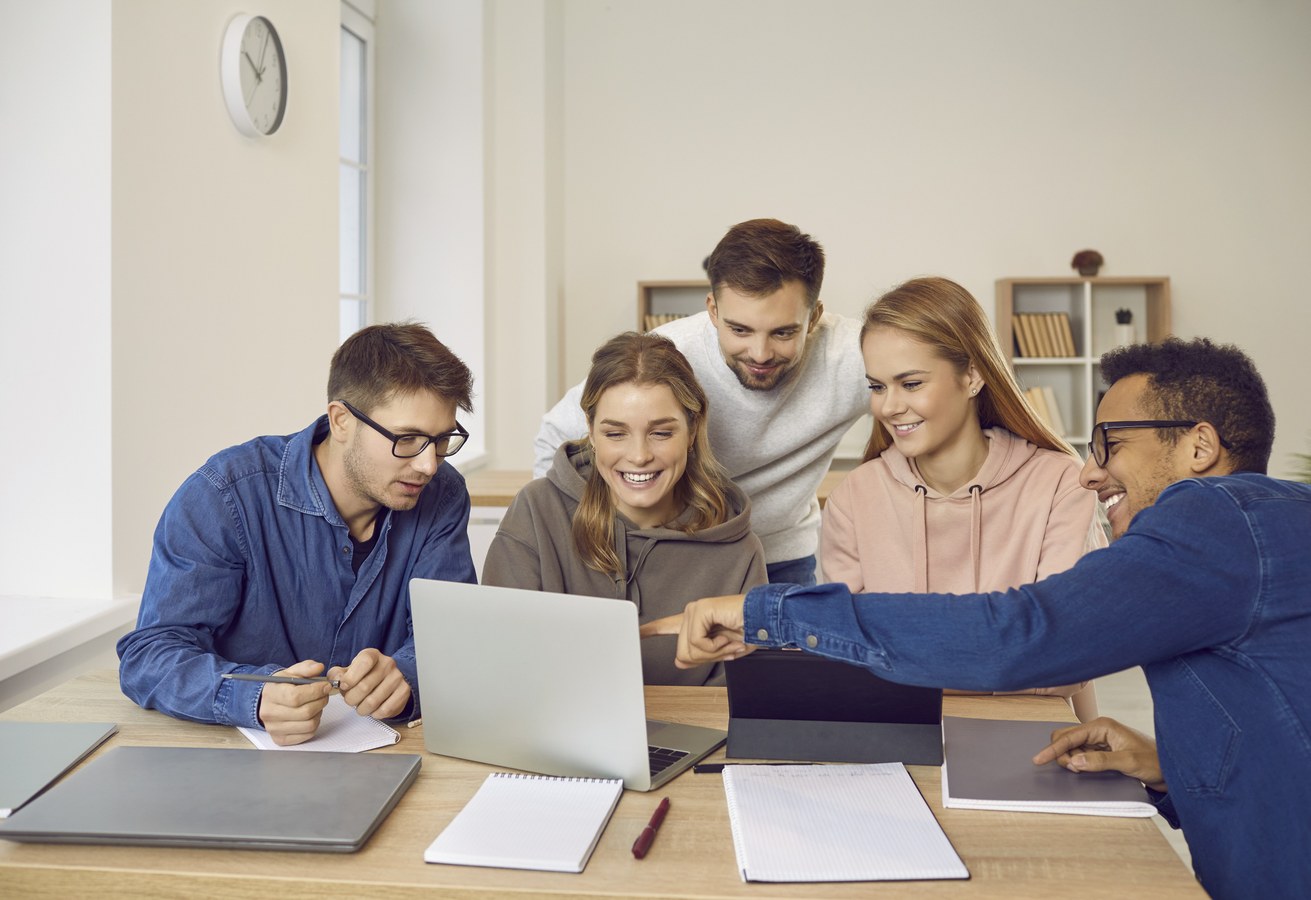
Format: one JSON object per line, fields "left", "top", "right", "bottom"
{"left": 110, "top": 0, "right": 340, "bottom": 593}
{"left": 375, "top": 0, "right": 489, "bottom": 462}
{"left": 555, "top": 0, "right": 1311, "bottom": 477}
{"left": 5, "top": 0, "right": 1309, "bottom": 608}
{"left": 1, "top": 1, "right": 340, "bottom": 599}
{"left": 0, "top": 1, "right": 113, "bottom": 597}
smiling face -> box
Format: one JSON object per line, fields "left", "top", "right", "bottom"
{"left": 862, "top": 326, "right": 983, "bottom": 471}
{"left": 589, "top": 382, "right": 692, "bottom": 529}
{"left": 707, "top": 281, "right": 819, "bottom": 391}
{"left": 1081, "top": 374, "right": 1191, "bottom": 539}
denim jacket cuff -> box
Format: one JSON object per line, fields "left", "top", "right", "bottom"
{"left": 743, "top": 583, "right": 796, "bottom": 647}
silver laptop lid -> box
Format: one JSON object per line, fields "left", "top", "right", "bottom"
{"left": 410, "top": 579, "right": 656, "bottom": 790}
{"left": 0, "top": 746, "right": 421, "bottom": 852}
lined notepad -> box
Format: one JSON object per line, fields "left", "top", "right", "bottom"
{"left": 424, "top": 772, "right": 623, "bottom": 873}
{"left": 723, "top": 764, "right": 969, "bottom": 883}
{"left": 942, "top": 717, "right": 1157, "bottom": 817}
{"left": 238, "top": 694, "right": 400, "bottom": 752}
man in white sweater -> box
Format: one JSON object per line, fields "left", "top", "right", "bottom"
{"left": 533, "top": 219, "right": 868, "bottom": 584}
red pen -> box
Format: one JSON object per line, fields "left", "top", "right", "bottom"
{"left": 631, "top": 797, "right": 670, "bottom": 859}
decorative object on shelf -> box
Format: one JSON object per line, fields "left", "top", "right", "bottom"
{"left": 1071, "top": 249, "right": 1104, "bottom": 277}
{"left": 1114, "top": 308, "right": 1135, "bottom": 347}
{"left": 221, "top": 13, "right": 288, "bottom": 138}
{"left": 1293, "top": 437, "right": 1311, "bottom": 484}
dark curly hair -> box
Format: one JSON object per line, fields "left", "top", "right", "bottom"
{"left": 1100, "top": 337, "right": 1273, "bottom": 474}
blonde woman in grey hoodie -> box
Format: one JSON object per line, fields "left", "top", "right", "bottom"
{"left": 820, "top": 278, "right": 1106, "bottom": 721}
{"left": 483, "top": 332, "right": 767, "bottom": 686}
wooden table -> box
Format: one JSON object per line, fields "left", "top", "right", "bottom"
{"left": 0, "top": 671, "right": 1201, "bottom": 899}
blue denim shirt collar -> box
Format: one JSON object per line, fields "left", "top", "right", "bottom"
{"left": 277, "top": 415, "right": 393, "bottom": 542}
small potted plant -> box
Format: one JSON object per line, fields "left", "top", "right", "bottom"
{"left": 1115, "top": 308, "right": 1134, "bottom": 346}
{"left": 1071, "top": 249, "right": 1104, "bottom": 277}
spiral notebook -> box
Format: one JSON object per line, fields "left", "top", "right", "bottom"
{"left": 237, "top": 694, "right": 400, "bottom": 752}
{"left": 424, "top": 772, "right": 623, "bottom": 873}
{"left": 723, "top": 764, "right": 969, "bottom": 883}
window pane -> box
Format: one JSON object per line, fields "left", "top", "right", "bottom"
{"left": 339, "top": 164, "right": 363, "bottom": 295}
{"left": 340, "top": 27, "right": 364, "bottom": 161}
{"left": 340, "top": 299, "right": 365, "bottom": 344}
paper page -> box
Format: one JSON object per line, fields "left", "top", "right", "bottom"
{"left": 424, "top": 773, "right": 623, "bottom": 873}
{"left": 237, "top": 694, "right": 399, "bottom": 752}
{"left": 723, "top": 764, "right": 968, "bottom": 883}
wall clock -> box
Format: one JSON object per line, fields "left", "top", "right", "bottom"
{"left": 220, "top": 14, "right": 288, "bottom": 137}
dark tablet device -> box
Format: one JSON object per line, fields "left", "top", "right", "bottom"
{"left": 725, "top": 650, "right": 943, "bottom": 765}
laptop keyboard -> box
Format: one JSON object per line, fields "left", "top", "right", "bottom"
{"left": 648, "top": 744, "right": 689, "bottom": 776}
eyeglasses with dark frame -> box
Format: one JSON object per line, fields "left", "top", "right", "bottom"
{"left": 337, "top": 400, "right": 470, "bottom": 459}
{"left": 1087, "top": 420, "right": 1197, "bottom": 468}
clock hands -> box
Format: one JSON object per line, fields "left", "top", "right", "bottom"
{"left": 242, "top": 49, "right": 263, "bottom": 84}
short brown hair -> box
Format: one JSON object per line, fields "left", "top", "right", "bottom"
{"left": 705, "top": 218, "right": 825, "bottom": 308}
{"left": 327, "top": 322, "right": 474, "bottom": 413}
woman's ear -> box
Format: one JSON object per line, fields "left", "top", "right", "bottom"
{"left": 965, "top": 364, "right": 984, "bottom": 398}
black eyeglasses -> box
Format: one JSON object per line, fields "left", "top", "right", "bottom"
{"left": 1087, "top": 420, "right": 1197, "bottom": 467}
{"left": 338, "top": 400, "right": 469, "bottom": 459}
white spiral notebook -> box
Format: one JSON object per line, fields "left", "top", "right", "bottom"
{"left": 424, "top": 772, "right": 624, "bottom": 873}
{"left": 723, "top": 764, "right": 969, "bottom": 883}
{"left": 237, "top": 694, "right": 400, "bottom": 752}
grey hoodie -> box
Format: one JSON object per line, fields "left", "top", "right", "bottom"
{"left": 483, "top": 443, "right": 767, "bottom": 685}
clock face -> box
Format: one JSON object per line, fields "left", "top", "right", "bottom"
{"left": 222, "top": 15, "right": 288, "bottom": 137}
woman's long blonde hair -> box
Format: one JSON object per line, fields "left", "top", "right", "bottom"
{"left": 860, "top": 277, "right": 1075, "bottom": 462}
{"left": 571, "top": 332, "right": 732, "bottom": 576}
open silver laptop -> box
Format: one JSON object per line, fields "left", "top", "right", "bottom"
{"left": 409, "top": 579, "right": 726, "bottom": 791}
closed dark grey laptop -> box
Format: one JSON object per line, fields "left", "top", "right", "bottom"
{"left": 0, "top": 746, "right": 421, "bottom": 852}
{"left": 725, "top": 650, "right": 944, "bottom": 765}
{"left": 410, "top": 579, "right": 726, "bottom": 791}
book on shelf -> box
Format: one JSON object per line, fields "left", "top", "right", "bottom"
{"left": 643, "top": 312, "right": 689, "bottom": 331}
{"left": 1024, "top": 386, "right": 1066, "bottom": 437}
{"left": 1056, "top": 313, "right": 1077, "bottom": 356}
{"left": 1011, "top": 316, "right": 1031, "bottom": 357}
{"left": 1012, "top": 312, "right": 1076, "bottom": 358}
{"left": 1040, "top": 385, "right": 1066, "bottom": 437}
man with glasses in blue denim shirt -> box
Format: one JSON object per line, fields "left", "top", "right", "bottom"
{"left": 119, "top": 323, "right": 477, "bottom": 745}
{"left": 669, "top": 337, "right": 1310, "bottom": 899}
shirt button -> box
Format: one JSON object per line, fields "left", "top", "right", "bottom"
{"left": 341, "top": 546, "right": 350, "bottom": 554}
{"left": 806, "top": 635, "right": 818, "bottom": 648}
{"left": 756, "top": 628, "right": 769, "bottom": 641}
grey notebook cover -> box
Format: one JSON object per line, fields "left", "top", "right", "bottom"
{"left": 0, "top": 746, "right": 421, "bottom": 852}
{"left": 942, "top": 717, "right": 1154, "bottom": 809}
{"left": 0, "top": 721, "right": 118, "bottom": 817}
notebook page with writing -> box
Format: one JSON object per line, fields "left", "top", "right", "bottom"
{"left": 237, "top": 694, "right": 400, "bottom": 752}
{"left": 424, "top": 772, "right": 623, "bottom": 873}
{"left": 723, "top": 764, "right": 969, "bottom": 883}
{"left": 941, "top": 717, "right": 1156, "bottom": 817}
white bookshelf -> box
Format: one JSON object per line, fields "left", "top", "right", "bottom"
{"left": 996, "top": 277, "right": 1172, "bottom": 447}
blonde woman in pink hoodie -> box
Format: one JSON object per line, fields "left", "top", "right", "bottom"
{"left": 820, "top": 277, "right": 1105, "bottom": 721}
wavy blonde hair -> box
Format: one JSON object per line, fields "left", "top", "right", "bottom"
{"left": 860, "top": 277, "right": 1075, "bottom": 462}
{"left": 571, "top": 332, "right": 733, "bottom": 576}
